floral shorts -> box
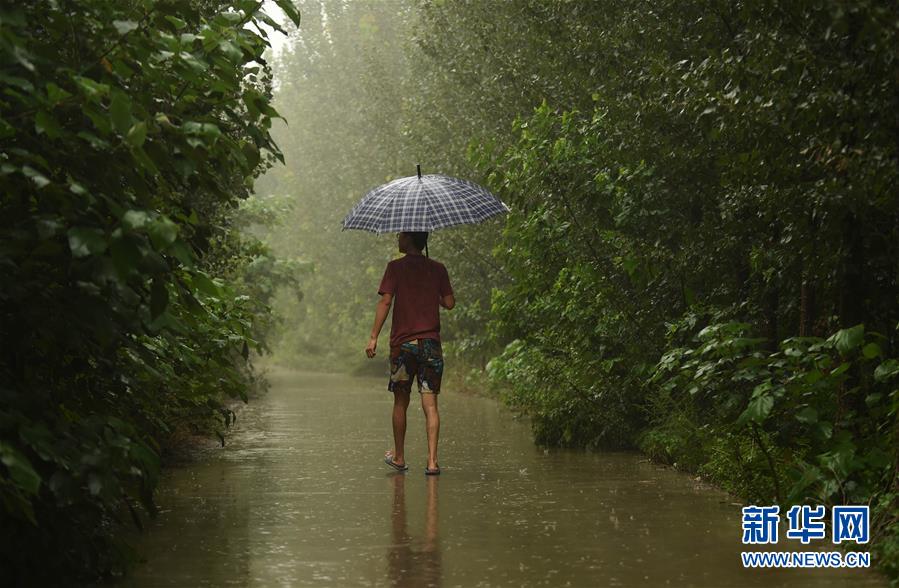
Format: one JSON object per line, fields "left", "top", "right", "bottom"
{"left": 388, "top": 338, "right": 444, "bottom": 394}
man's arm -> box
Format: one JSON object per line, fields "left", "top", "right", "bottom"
{"left": 438, "top": 263, "right": 454, "bottom": 310}
{"left": 371, "top": 292, "right": 393, "bottom": 338}
{"left": 366, "top": 292, "right": 393, "bottom": 358}
{"left": 439, "top": 293, "right": 455, "bottom": 310}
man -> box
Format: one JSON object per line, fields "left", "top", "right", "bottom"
{"left": 366, "top": 231, "right": 455, "bottom": 475}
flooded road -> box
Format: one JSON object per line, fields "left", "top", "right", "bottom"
{"left": 111, "top": 366, "right": 888, "bottom": 587}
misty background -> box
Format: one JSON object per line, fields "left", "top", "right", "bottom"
{"left": 250, "top": 0, "right": 510, "bottom": 382}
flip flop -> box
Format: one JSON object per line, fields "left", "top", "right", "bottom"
{"left": 384, "top": 453, "right": 408, "bottom": 472}
{"left": 425, "top": 465, "right": 441, "bottom": 475}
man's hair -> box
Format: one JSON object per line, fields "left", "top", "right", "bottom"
{"left": 407, "top": 231, "right": 428, "bottom": 252}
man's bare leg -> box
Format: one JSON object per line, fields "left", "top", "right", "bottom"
{"left": 421, "top": 392, "right": 440, "bottom": 469}
{"left": 388, "top": 389, "right": 411, "bottom": 465}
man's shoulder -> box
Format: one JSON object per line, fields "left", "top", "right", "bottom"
{"left": 391, "top": 255, "right": 447, "bottom": 272}
{"left": 395, "top": 255, "right": 445, "bottom": 267}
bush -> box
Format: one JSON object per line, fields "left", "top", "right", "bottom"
{"left": 0, "top": 0, "right": 300, "bottom": 582}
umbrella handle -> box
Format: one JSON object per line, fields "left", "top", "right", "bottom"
{"left": 418, "top": 163, "right": 429, "bottom": 257}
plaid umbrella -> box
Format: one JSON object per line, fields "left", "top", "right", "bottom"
{"left": 341, "top": 164, "right": 510, "bottom": 236}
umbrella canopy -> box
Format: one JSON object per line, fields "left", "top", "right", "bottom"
{"left": 341, "top": 164, "right": 510, "bottom": 234}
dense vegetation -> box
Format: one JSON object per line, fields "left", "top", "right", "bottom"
{"left": 260, "top": 0, "right": 898, "bottom": 581}
{"left": 464, "top": 0, "right": 899, "bottom": 578}
{"left": 0, "top": 0, "right": 301, "bottom": 582}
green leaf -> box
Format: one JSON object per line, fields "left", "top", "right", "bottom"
{"left": 804, "top": 369, "right": 823, "bottom": 384}
{"left": 183, "top": 121, "right": 222, "bottom": 146}
{"left": 35, "top": 111, "right": 63, "bottom": 138}
{"left": 865, "top": 393, "right": 883, "bottom": 408}
{"left": 787, "top": 464, "right": 822, "bottom": 500}
{"left": 0, "top": 118, "right": 13, "bottom": 140}
{"left": 874, "top": 359, "right": 899, "bottom": 383}
{"left": 147, "top": 216, "right": 178, "bottom": 249}
{"left": 218, "top": 40, "right": 243, "bottom": 63}
{"left": 259, "top": 13, "right": 287, "bottom": 35}
{"left": 192, "top": 271, "right": 222, "bottom": 297}
{"left": 242, "top": 143, "right": 260, "bottom": 168}
{"left": 181, "top": 52, "right": 209, "bottom": 74}
{"left": 274, "top": 0, "right": 302, "bottom": 26}
{"left": 126, "top": 121, "right": 147, "bottom": 147}
{"left": 68, "top": 181, "right": 87, "bottom": 195}
{"left": 46, "top": 82, "right": 71, "bottom": 103}
{"left": 83, "top": 103, "right": 113, "bottom": 134}
{"left": 113, "top": 20, "right": 139, "bottom": 35}
{"left": 795, "top": 406, "right": 818, "bottom": 424}
{"left": 829, "top": 324, "right": 864, "bottom": 355}
{"left": 830, "top": 362, "right": 851, "bottom": 377}
{"left": 154, "top": 112, "right": 174, "bottom": 128}
{"left": 77, "top": 130, "right": 110, "bottom": 149}
{"left": 67, "top": 227, "right": 107, "bottom": 257}
{"left": 146, "top": 308, "right": 186, "bottom": 334}
{"left": 165, "top": 15, "right": 187, "bottom": 29}
{"left": 129, "top": 441, "right": 160, "bottom": 478}
{"left": 864, "top": 447, "right": 891, "bottom": 470}
{"left": 0, "top": 441, "right": 42, "bottom": 495}
{"left": 122, "top": 209, "right": 150, "bottom": 230}
{"left": 130, "top": 145, "right": 158, "bottom": 175}
{"left": 73, "top": 76, "right": 109, "bottom": 98}
{"left": 19, "top": 423, "right": 58, "bottom": 462}
{"left": 738, "top": 394, "right": 773, "bottom": 426}
{"left": 862, "top": 342, "right": 881, "bottom": 359}
{"left": 22, "top": 165, "right": 50, "bottom": 188}
{"left": 109, "top": 90, "right": 132, "bottom": 134}
{"left": 169, "top": 239, "right": 195, "bottom": 268}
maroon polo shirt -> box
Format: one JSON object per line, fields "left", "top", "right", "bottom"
{"left": 378, "top": 253, "right": 453, "bottom": 348}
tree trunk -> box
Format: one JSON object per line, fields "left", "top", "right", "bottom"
{"left": 799, "top": 279, "right": 815, "bottom": 337}
{"left": 838, "top": 211, "right": 865, "bottom": 329}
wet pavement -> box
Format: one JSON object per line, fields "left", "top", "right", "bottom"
{"left": 108, "top": 366, "right": 889, "bottom": 587}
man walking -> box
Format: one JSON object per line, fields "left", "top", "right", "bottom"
{"left": 366, "top": 231, "right": 454, "bottom": 475}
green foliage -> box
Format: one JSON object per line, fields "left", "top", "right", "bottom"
{"left": 651, "top": 320, "right": 898, "bottom": 505}
{"left": 486, "top": 336, "right": 641, "bottom": 449}
{"left": 428, "top": 0, "right": 899, "bottom": 579}
{"left": 648, "top": 319, "right": 899, "bottom": 580}
{"left": 0, "top": 0, "right": 300, "bottom": 582}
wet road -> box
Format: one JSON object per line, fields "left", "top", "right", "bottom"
{"left": 110, "top": 366, "right": 889, "bottom": 587}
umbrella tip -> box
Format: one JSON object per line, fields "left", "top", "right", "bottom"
{"left": 417, "top": 163, "right": 421, "bottom": 179}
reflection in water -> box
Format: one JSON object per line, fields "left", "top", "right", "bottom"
{"left": 387, "top": 473, "right": 442, "bottom": 587}
{"left": 110, "top": 367, "right": 890, "bottom": 588}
